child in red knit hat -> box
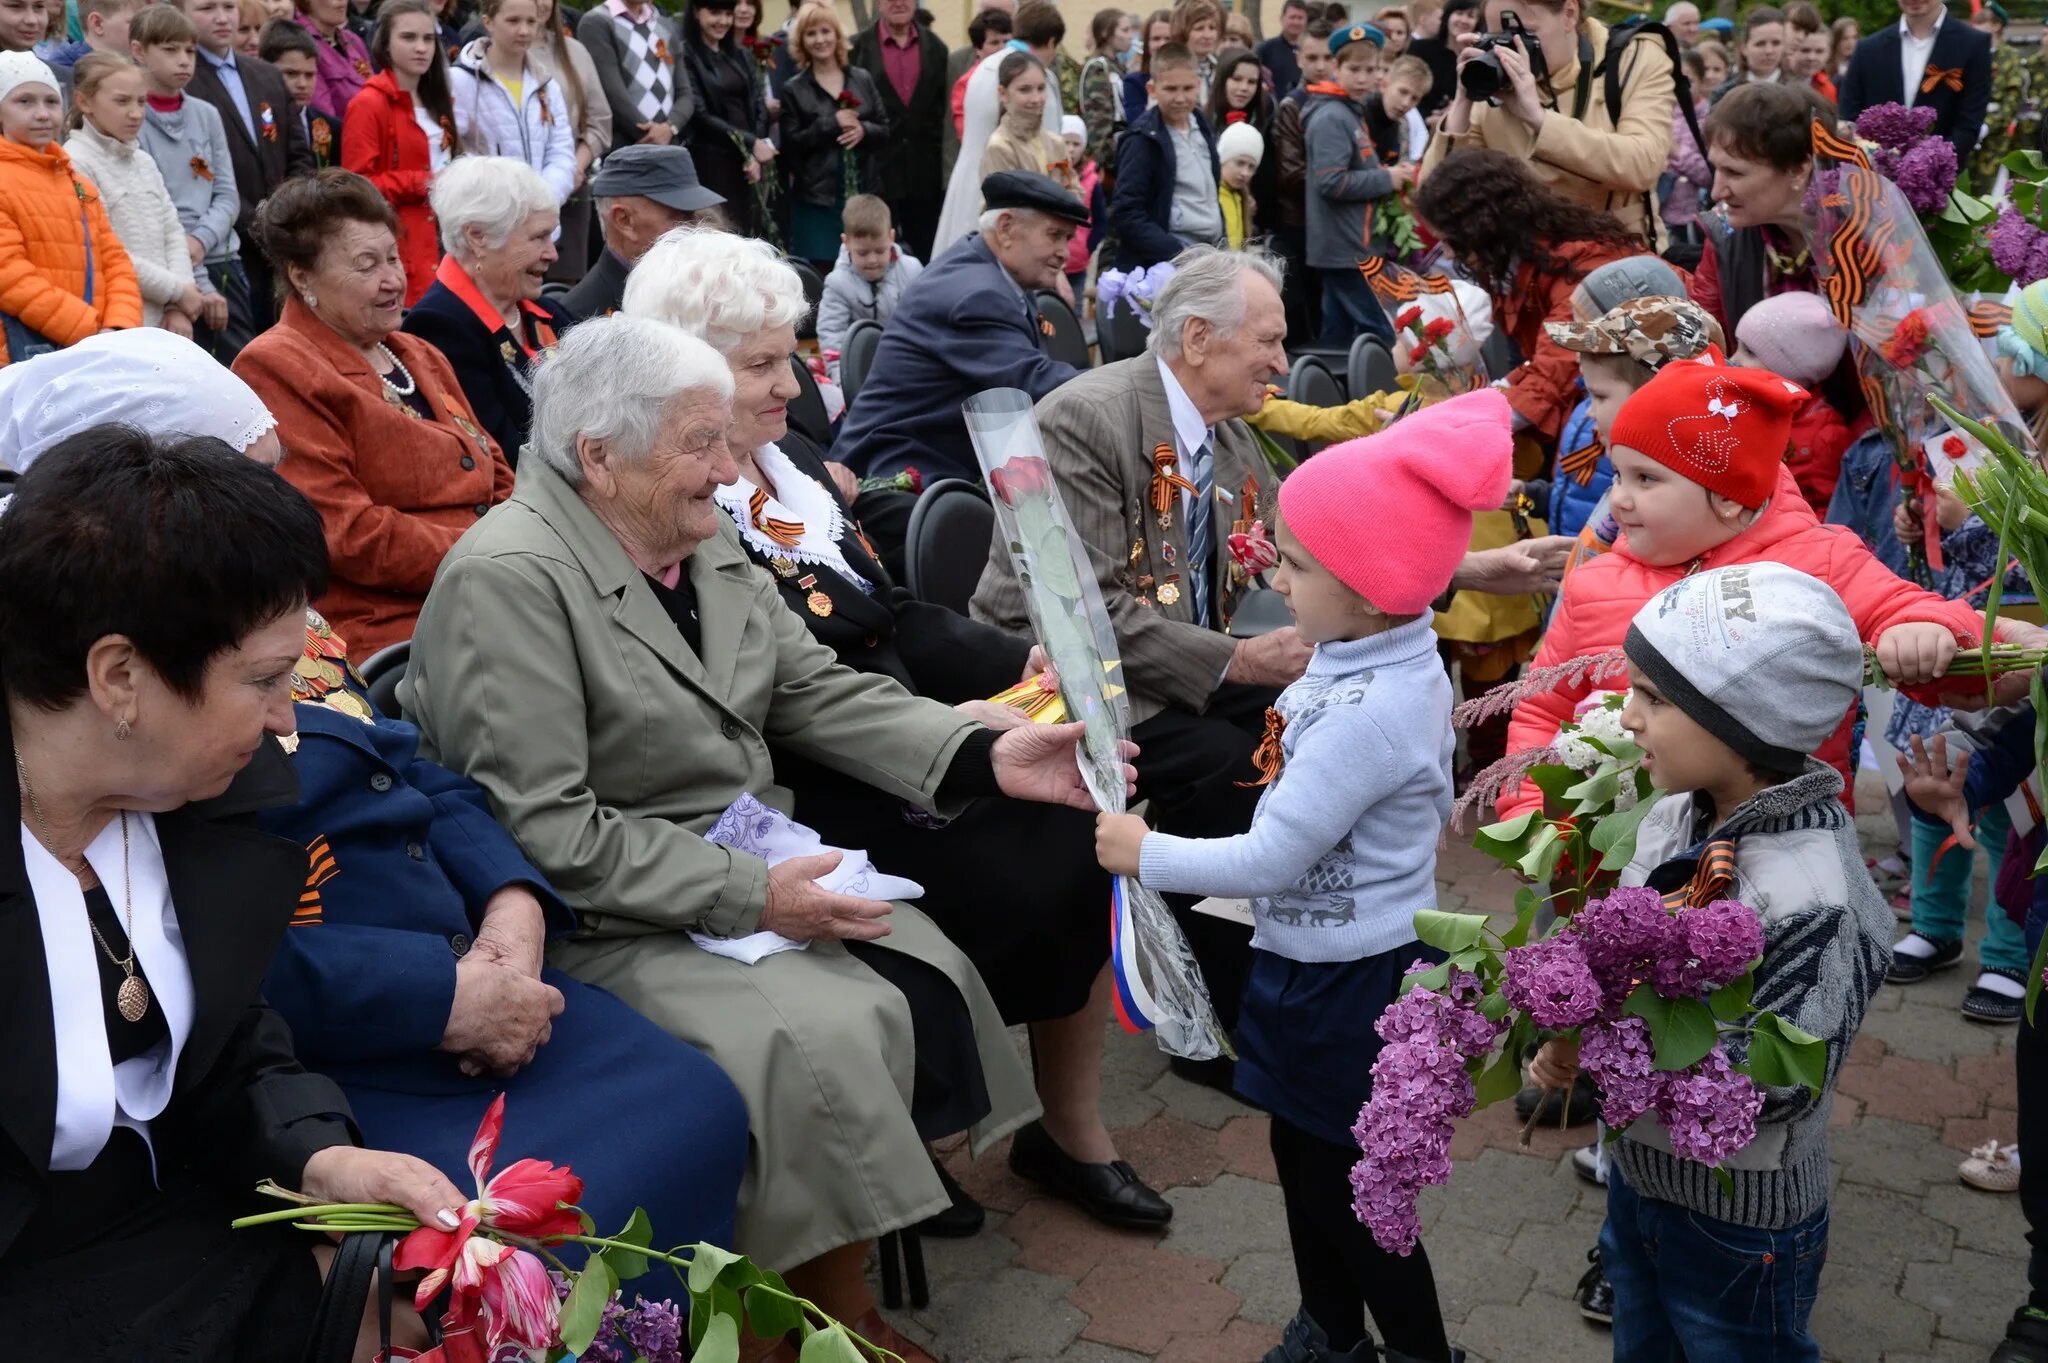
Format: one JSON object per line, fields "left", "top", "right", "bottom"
{"left": 1095, "top": 388, "right": 1512, "bottom": 1363}
{"left": 1495, "top": 359, "right": 1988, "bottom": 822}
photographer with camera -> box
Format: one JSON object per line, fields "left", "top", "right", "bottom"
{"left": 1419, "top": 0, "right": 1679, "bottom": 248}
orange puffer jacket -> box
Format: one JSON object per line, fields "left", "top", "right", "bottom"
{"left": 0, "top": 136, "right": 141, "bottom": 365}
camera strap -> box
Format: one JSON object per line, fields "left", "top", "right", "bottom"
{"left": 1566, "top": 30, "right": 1595, "bottom": 120}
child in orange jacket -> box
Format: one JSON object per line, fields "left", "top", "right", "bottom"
{"left": 0, "top": 52, "right": 141, "bottom": 364}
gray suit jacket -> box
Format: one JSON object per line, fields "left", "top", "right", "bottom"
{"left": 970, "top": 357, "right": 1276, "bottom": 726}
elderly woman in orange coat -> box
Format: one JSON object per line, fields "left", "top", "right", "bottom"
{"left": 0, "top": 53, "right": 141, "bottom": 365}
{"left": 233, "top": 169, "right": 513, "bottom": 655}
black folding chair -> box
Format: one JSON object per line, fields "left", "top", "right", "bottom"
{"left": 839, "top": 319, "right": 883, "bottom": 405}
{"left": 786, "top": 355, "right": 833, "bottom": 448}
{"left": 1286, "top": 354, "right": 1345, "bottom": 458}
{"left": 1347, "top": 334, "right": 1397, "bottom": 398}
{"left": 1032, "top": 290, "right": 1091, "bottom": 368}
{"left": 902, "top": 479, "right": 996, "bottom": 616}
{"left": 788, "top": 259, "right": 825, "bottom": 341}
{"left": 1096, "top": 300, "right": 1151, "bottom": 363}
{"left": 356, "top": 639, "right": 412, "bottom": 718}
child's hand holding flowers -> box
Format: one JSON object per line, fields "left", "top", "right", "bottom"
{"left": 1095, "top": 812, "right": 1152, "bottom": 876}
{"left": 1872, "top": 621, "right": 1959, "bottom": 687}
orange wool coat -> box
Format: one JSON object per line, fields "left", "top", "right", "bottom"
{"left": 0, "top": 136, "right": 142, "bottom": 366}
{"left": 232, "top": 298, "right": 514, "bottom": 653}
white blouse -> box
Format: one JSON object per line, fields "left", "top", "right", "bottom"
{"left": 714, "top": 443, "right": 875, "bottom": 594}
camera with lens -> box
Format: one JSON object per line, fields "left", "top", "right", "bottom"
{"left": 1460, "top": 10, "right": 1548, "bottom": 101}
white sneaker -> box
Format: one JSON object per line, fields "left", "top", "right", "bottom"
{"left": 1572, "top": 1142, "right": 1605, "bottom": 1186}
{"left": 1961, "top": 1141, "right": 2021, "bottom": 1193}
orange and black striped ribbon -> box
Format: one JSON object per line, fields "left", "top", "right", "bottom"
{"left": 1971, "top": 301, "right": 2015, "bottom": 338}
{"left": 1660, "top": 839, "right": 1737, "bottom": 910}
{"left": 294, "top": 834, "right": 338, "bottom": 926}
{"left": 748, "top": 488, "right": 804, "bottom": 548}
{"left": 1560, "top": 437, "right": 1605, "bottom": 486}
{"left": 1237, "top": 708, "right": 1287, "bottom": 788}
{"left": 1150, "top": 444, "right": 1198, "bottom": 520}
{"left": 1920, "top": 65, "right": 1964, "bottom": 94}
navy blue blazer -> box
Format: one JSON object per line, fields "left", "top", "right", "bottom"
{"left": 833, "top": 234, "right": 1082, "bottom": 483}
{"left": 401, "top": 285, "right": 574, "bottom": 466}
{"left": 1836, "top": 19, "right": 1992, "bottom": 159}
{"left": 1112, "top": 105, "right": 1220, "bottom": 270}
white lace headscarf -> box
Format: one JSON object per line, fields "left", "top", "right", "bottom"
{"left": 0, "top": 330, "right": 279, "bottom": 472}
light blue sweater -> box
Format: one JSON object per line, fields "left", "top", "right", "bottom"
{"left": 1137, "top": 615, "right": 1453, "bottom": 964}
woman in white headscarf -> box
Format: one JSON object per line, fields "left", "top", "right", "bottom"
{"left": 931, "top": 41, "right": 1067, "bottom": 256}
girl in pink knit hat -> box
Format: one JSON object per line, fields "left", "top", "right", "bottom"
{"left": 1095, "top": 388, "right": 1513, "bottom": 1363}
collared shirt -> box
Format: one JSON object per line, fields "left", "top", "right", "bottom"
{"left": 1155, "top": 354, "right": 1212, "bottom": 517}
{"left": 200, "top": 45, "right": 256, "bottom": 142}
{"left": 879, "top": 24, "right": 921, "bottom": 107}
{"left": 1900, "top": 5, "right": 1947, "bottom": 109}
{"left": 604, "top": 0, "right": 654, "bottom": 20}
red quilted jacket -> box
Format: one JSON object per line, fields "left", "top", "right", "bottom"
{"left": 0, "top": 135, "right": 141, "bottom": 365}
{"left": 344, "top": 72, "right": 442, "bottom": 307}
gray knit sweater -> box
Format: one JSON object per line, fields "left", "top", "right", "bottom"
{"left": 1610, "top": 764, "right": 1892, "bottom": 1229}
{"left": 139, "top": 95, "right": 238, "bottom": 265}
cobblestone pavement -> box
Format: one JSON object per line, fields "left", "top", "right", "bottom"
{"left": 880, "top": 775, "right": 2026, "bottom": 1362}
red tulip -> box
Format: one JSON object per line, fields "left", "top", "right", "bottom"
{"left": 479, "top": 1248, "right": 561, "bottom": 1351}
{"left": 465, "top": 1094, "right": 586, "bottom": 1240}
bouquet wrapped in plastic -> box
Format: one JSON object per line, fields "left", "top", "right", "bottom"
{"left": 1358, "top": 258, "right": 1487, "bottom": 406}
{"left": 963, "top": 388, "right": 1230, "bottom": 1060}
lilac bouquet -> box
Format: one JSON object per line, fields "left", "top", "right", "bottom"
{"left": 1845, "top": 103, "right": 2005, "bottom": 292}
{"left": 1095, "top": 262, "right": 1177, "bottom": 325}
{"left": 551, "top": 1283, "right": 685, "bottom": 1363}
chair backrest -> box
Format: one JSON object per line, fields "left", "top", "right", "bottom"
{"left": 357, "top": 638, "right": 412, "bottom": 718}
{"left": 1348, "top": 334, "right": 1397, "bottom": 399}
{"left": 790, "top": 259, "right": 825, "bottom": 341}
{"left": 903, "top": 478, "right": 995, "bottom": 616}
{"left": 1032, "top": 290, "right": 1091, "bottom": 369}
{"left": 840, "top": 320, "right": 884, "bottom": 405}
{"left": 1286, "top": 354, "right": 1345, "bottom": 457}
{"left": 1481, "top": 326, "right": 1522, "bottom": 382}
{"left": 1096, "top": 299, "right": 1151, "bottom": 364}
{"left": 786, "top": 354, "right": 833, "bottom": 447}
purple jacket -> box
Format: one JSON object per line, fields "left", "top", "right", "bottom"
{"left": 297, "top": 14, "right": 372, "bottom": 121}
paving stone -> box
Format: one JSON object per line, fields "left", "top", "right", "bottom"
{"left": 1809, "top": 1262, "right": 1934, "bottom": 1360}
{"left": 949, "top": 1136, "right": 1040, "bottom": 1215}
{"left": 1824, "top": 1183, "right": 1954, "bottom": 1271}
{"left": 1100, "top": 1085, "right": 1169, "bottom": 1135}
{"left": 1429, "top": 1224, "right": 1536, "bottom": 1319}
{"left": 1919, "top": 1183, "right": 2031, "bottom": 1258}
{"left": 1836, "top": 1117, "right": 1988, "bottom": 1195}
{"left": 917, "top": 1212, "right": 1026, "bottom": 1288}
{"left": 1955, "top": 1053, "right": 2020, "bottom": 1109}
{"left": 1448, "top": 1096, "right": 1593, "bottom": 1165}
{"left": 1028, "top": 1345, "right": 1150, "bottom": 1363}
{"left": 1903, "top": 1249, "right": 2032, "bottom": 1346}
{"left": 1835, "top": 1052, "right": 1986, "bottom": 1128}
{"left": 1942, "top": 1110, "right": 2020, "bottom": 1154}
{"left": 1881, "top": 1342, "right": 1997, "bottom": 1363}
{"left": 1148, "top": 1066, "right": 1258, "bottom": 1129}
{"left": 1111, "top": 1114, "right": 1229, "bottom": 1190}
{"left": 1005, "top": 1195, "right": 1162, "bottom": 1279}
{"left": 1431, "top": 1146, "right": 1581, "bottom": 1234}
{"left": 1857, "top": 992, "right": 2008, "bottom": 1064}
{"left": 1220, "top": 1251, "right": 1300, "bottom": 1328}
{"left": 1218, "top": 1115, "right": 1279, "bottom": 1183}
{"left": 1505, "top": 1205, "right": 1610, "bottom": 1297}
{"left": 1069, "top": 1248, "right": 1237, "bottom": 1353}
{"left": 1451, "top": 1294, "right": 1611, "bottom": 1363}
{"left": 1161, "top": 1173, "right": 1290, "bottom": 1261}
{"left": 1160, "top": 1318, "right": 1282, "bottom": 1363}
{"left": 911, "top": 1265, "right": 1090, "bottom": 1362}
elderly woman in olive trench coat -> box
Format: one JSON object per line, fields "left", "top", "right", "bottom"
{"left": 399, "top": 315, "right": 1114, "bottom": 1353}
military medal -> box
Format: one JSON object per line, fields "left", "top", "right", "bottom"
{"left": 768, "top": 555, "right": 797, "bottom": 578}
{"left": 1129, "top": 538, "right": 1145, "bottom": 565}
{"left": 797, "top": 573, "right": 833, "bottom": 617}
{"left": 1158, "top": 577, "right": 1182, "bottom": 606}
{"left": 1162, "top": 540, "right": 1177, "bottom": 565}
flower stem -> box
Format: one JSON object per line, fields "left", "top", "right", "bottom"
{"left": 231, "top": 1201, "right": 416, "bottom": 1230}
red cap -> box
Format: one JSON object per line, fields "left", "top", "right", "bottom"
{"left": 1607, "top": 360, "right": 1810, "bottom": 508}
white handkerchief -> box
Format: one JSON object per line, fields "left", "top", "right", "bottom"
{"left": 687, "top": 793, "right": 925, "bottom": 966}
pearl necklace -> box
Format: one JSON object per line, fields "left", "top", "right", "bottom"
{"left": 375, "top": 343, "right": 417, "bottom": 398}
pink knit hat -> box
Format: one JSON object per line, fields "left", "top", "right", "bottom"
{"left": 1278, "top": 388, "right": 1513, "bottom": 614}
{"left": 1733, "top": 291, "right": 1847, "bottom": 388}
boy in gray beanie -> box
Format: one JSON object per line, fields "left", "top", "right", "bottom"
{"left": 1530, "top": 561, "right": 1893, "bottom": 1358}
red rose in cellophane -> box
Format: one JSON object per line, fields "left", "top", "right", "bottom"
{"left": 989, "top": 456, "right": 1052, "bottom": 505}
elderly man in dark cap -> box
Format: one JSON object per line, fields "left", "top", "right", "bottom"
{"left": 563, "top": 145, "right": 728, "bottom": 321}
{"left": 837, "top": 171, "right": 1086, "bottom": 517}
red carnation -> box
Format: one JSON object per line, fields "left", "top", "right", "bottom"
{"left": 1942, "top": 434, "right": 1967, "bottom": 457}
{"left": 1424, "top": 317, "right": 1456, "bottom": 341}
{"left": 1396, "top": 305, "right": 1424, "bottom": 330}
{"left": 836, "top": 88, "right": 861, "bottom": 109}
{"left": 1409, "top": 343, "right": 1430, "bottom": 365}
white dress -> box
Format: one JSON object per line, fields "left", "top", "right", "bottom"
{"left": 931, "top": 49, "right": 1066, "bottom": 256}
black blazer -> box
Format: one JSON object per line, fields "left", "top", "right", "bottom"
{"left": 738, "top": 433, "right": 1032, "bottom": 702}
{"left": 848, "top": 22, "right": 950, "bottom": 206}
{"left": 1836, "top": 20, "right": 1992, "bottom": 159}
{"left": 561, "top": 246, "right": 630, "bottom": 323}
{"left": 401, "top": 287, "right": 575, "bottom": 465}
{"left": 0, "top": 704, "right": 355, "bottom": 1262}
{"left": 777, "top": 66, "right": 889, "bottom": 208}
{"left": 186, "top": 53, "right": 316, "bottom": 251}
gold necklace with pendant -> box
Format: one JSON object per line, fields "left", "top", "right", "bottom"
{"left": 15, "top": 752, "right": 148, "bottom": 1022}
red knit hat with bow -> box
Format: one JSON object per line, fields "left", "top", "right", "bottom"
{"left": 1607, "top": 359, "right": 1810, "bottom": 508}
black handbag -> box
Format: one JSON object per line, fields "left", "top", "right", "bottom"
{"left": 3, "top": 182, "right": 96, "bottom": 364}
{"left": 300, "top": 1231, "right": 401, "bottom": 1363}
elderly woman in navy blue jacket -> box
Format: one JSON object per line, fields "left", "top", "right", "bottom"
{"left": 258, "top": 616, "right": 752, "bottom": 1249}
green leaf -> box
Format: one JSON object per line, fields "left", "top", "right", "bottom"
{"left": 1477, "top": 988, "right": 1511, "bottom": 1022}
{"left": 601, "top": 1206, "right": 654, "bottom": 1282}
{"left": 687, "top": 1242, "right": 744, "bottom": 1296}
{"left": 1741, "top": 1021, "right": 1824, "bottom": 1095}
{"left": 1621, "top": 987, "right": 1720, "bottom": 1071}
{"left": 1711, "top": 1165, "right": 1735, "bottom": 1197}
{"left": 744, "top": 1276, "right": 805, "bottom": 1342}
{"left": 1473, "top": 809, "right": 1541, "bottom": 866}
{"left": 1413, "top": 907, "right": 1489, "bottom": 954}
{"left": 1400, "top": 960, "right": 1451, "bottom": 996}
{"left": 1528, "top": 764, "right": 1582, "bottom": 808}
{"left": 1706, "top": 972, "right": 1753, "bottom": 1023}
{"left": 798, "top": 1323, "right": 868, "bottom": 1362}
{"left": 1516, "top": 821, "right": 1565, "bottom": 881}
{"left": 1562, "top": 768, "right": 1620, "bottom": 808}
{"left": 1473, "top": 1041, "right": 1523, "bottom": 1109}
{"left": 1500, "top": 886, "right": 1541, "bottom": 949}
{"left": 559, "top": 1259, "right": 619, "bottom": 1355}
{"left": 1588, "top": 795, "right": 1658, "bottom": 872}
{"left": 695, "top": 1312, "right": 741, "bottom": 1363}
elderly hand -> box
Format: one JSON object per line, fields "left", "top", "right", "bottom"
{"left": 300, "top": 1145, "right": 467, "bottom": 1231}
{"left": 955, "top": 698, "right": 1033, "bottom": 730}
{"left": 474, "top": 884, "right": 548, "bottom": 979}
{"left": 638, "top": 120, "right": 675, "bottom": 145}
{"left": 992, "top": 720, "right": 1137, "bottom": 811}
{"left": 1021, "top": 644, "right": 1057, "bottom": 686}
{"left": 824, "top": 461, "right": 861, "bottom": 503}
{"left": 1227, "top": 625, "right": 1313, "bottom": 688}
{"left": 1094, "top": 811, "right": 1150, "bottom": 876}
{"left": 442, "top": 956, "right": 563, "bottom": 1077}
{"left": 1451, "top": 537, "right": 1571, "bottom": 596}
{"left": 761, "top": 851, "right": 894, "bottom": 941}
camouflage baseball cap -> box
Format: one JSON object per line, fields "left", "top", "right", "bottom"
{"left": 1545, "top": 296, "right": 1726, "bottom": 369}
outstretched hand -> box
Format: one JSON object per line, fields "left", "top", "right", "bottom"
{"left": 1897, "top": 734, "right": 1976, "bottom": 851}
{"left": 991, "top": 721, "right": 1138, "bottom": 811}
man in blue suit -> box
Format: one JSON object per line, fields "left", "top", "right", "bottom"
{"left": 835, "top": 170, "right": 1086, "bottom": 491}
{"left": 1836, "top": 0, "right": 1992, "bottom": 159}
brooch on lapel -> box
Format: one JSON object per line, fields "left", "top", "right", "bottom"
{"left": 259, "top": 101, "right": 277, "bottom": 142}
{"left": 313, "top": 120, "right": 334, "bottom": 161}
{"left": 354, "top": 56, "right": 372, "bottom": 78}
{"left": 796, "top": 573, "right": 833, "bottom": 617}
{"left": 654, "top": 37, "right": 671, "bottom": 63}
{"left": 500, "top": 339, "right": 519, "bottom": 365}
{"left": 1157, "top": 575, "right": 1182, "bottom": 607}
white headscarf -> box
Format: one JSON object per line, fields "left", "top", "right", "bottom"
{"left": 933, "top": 46, "right": 1066, "bottom": 257}
{"left": 0, "top": 330, "right": 278, "bottom": 471}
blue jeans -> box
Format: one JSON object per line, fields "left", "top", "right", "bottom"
{"left": 1318, "top": 266, "right": 1392, "bottom": 346}
{"left": 1602, "top": 1174, "right": 1829, "bottom": 1363}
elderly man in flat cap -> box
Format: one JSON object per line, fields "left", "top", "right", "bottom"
{"left": 563, "top": 145, "right": 728, "bottom": 322}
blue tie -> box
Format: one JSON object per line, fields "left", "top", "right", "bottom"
{"left": 1188, "top": 435, "right": 1214, "bottom": 628}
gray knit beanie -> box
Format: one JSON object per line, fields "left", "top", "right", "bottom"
{"left": 1622, "top": 563, "right": 1863, "bottom": 774}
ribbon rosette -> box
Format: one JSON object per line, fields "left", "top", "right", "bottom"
{"left": 1227, "top": 519, "right": 1279, "bottom": 575}
{"left": 189, "top": 154, "right": 213, "bottom": 182}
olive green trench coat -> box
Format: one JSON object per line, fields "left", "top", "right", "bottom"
{"left": 400, "top": 457, "right": 1039, "bottom": 1270}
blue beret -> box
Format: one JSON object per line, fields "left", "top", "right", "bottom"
{"left": 1330, "top": 21, "right": 1387, "bottom": 54}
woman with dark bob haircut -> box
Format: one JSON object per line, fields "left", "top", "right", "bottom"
{"left": 1413, "top": 147, "right": 1639, "bottom": 444}
{"left": 0, "top": 427, "right": 469, "bottom": 1357}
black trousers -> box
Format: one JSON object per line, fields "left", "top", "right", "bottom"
{"left": 2021, "top": 1006, "right": 2048, "bottom": 1310}
{"left": 1270, "top": 1116, "right": 1452, "bottom": 1361}
{"left": 1273, "top": 223, "right": 1320, "bottom": 347}
{"left": 199, "top": 257, "right": 258, "bottom": 365}
{"left": 895, "top": 193, "right": 941, "bottom": 266}
{"left": 1130, "top": 682, "right": 1277, "bottom": 1031}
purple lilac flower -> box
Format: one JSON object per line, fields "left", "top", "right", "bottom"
{"left": 1654, "top": 1046, "right": 1765, "bottom": 1165}
{"left": 623, "top": 1298, "right": 686, "bottom": 1363}
{"left": 1656, "top": 899, "right": 1764, "bottom": 997}
{"left": 1501, "top": 936, "right": 1606, "bottom": 1027}
{"left": 1350, "top": 1083, "right": 1458, "bottom": 1254}
{"left": 1892, "top": 136, "right": 1958, "bottom": 215}
{"left": 1578, "top": 1015, "right": 1660, "bottom": 1126}
{"left": 1854, "top": 101, "right": 1937, "bottom": 151}
{"left": 1571, "top": 886, "right": 1674, "bottom": 996}
{"left": 1990, "top": 207, "right": 2048, "bottom": 286}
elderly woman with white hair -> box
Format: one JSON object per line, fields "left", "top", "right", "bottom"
{"left": 401, "top": 313, "right": 1124, "bottom": 1362}
{"left": 623, "top": 227, "right": 1174, "bottom": 1236}
{"left": 401, "top": 156, "right": 573, "bottom": 462}
{"left": 234, "top": 169, "right": 514, "bottom": 655}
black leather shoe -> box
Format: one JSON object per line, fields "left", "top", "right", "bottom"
{"left": 1964, "top": 969, "right": 2029, "bottom": 1025}
{"left": 915, "top": 1157, "right": 984, "bottom": 1238}
{"left": 1887, "top": 935, "right": 1964, "bottom": 983}
{"left": 1993, "top": 1306, "right": 2048, "bottom": 1363}
{"left": 1168, "top": 1053, "right": 1239, "bottom": 1097}
{"left": 1008, "top": 1121, "right": 1173, "bottom": 1230}
{"left": 1574, "top": 1247, "right": 1613, "bottom": 1326}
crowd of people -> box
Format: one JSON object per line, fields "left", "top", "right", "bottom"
{"left": 1, "top": 0, "right": 2046, "bottom": 1361}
